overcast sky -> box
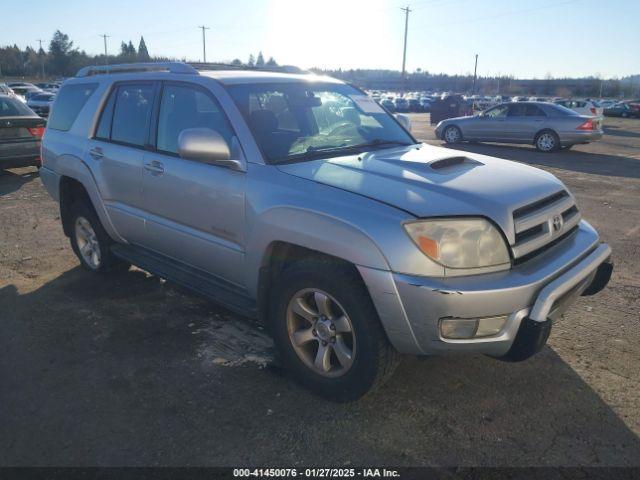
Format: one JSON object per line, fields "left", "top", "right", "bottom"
{"left": 3, "top": 0, "right": 639, "bottom": 78}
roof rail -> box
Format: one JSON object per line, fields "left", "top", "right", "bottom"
{"left": 76, "top": 62, "right": 198, "bottom": 78}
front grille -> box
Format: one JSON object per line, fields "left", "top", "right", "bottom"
{"left": 511, "top": 190, "right": 581, "bottom": 261}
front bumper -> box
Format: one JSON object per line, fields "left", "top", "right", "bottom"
{"left": 359, "top": 221, "right": 611, "bottom": 357}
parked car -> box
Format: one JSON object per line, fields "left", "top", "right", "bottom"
{"left": 0, "top": 94, "right": 45, "bottom": 170}
{"left": 393, "top": 97, "right": 409, "bottom": 112}
{"left": 0, "top": 83, "right": 14, "bottom": 95}
{"left": 603, "top": 102, "right": 636, "bottom": 118}
{"left": 40, "top": 62, "right": 612, "bottom": 401}
{"left": 407, "top": 98, "right": 421, "bottom": 112}
{"left": 435, "top": 102, "right": 603, "bottom": 152}
{"left": 8, "top": 86, "right": 42, "bottom": 103}
{"left": 554, "top": 99, "right": 603, "bottom": 117}
{"left": 380, "top": 98, "right": 396, "bottom": 113}
{"left": 27, "top": 92, "right": 56, "bottom": 117}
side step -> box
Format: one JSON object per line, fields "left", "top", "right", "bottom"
{"left": 111, "top": 244, "right": 257, "bottom": 318}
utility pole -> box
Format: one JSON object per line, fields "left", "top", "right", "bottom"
{"left": 100, "top": 34, "right": 110, "bottom": 66}
{"left": 472, "top": 54, "right": 478, "bottom": 95}
{"left": 37, "top": 39, "right": 45, "bottom": 78}
{"left": 198, "top": 26, "right": 210, "bottom": 63}
{"left": 400, "top": 6, "right": 411, "bottom": 92}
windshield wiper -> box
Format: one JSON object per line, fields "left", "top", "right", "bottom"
{"left": 274, "top": 139, "right": 414, "bottom": 164}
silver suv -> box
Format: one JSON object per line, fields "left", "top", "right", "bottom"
{"left": 40, "top": 63, "right": 612, "bottom": 401}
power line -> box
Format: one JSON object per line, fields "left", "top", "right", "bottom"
{"left": 400, "top": 6, "right": 411, "bottom": 91}
{"left": 198, "top": 25, "right": 210, "bottom": 63}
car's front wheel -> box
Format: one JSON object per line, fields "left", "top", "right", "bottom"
{"left": 443, "top": 125, "right": 462, "bottom": 144}
{"left": 269, "top": 260, "right": 399, "bottom": 402}
{"left": 535, "top": 130, "right": 560, "bottom": 152}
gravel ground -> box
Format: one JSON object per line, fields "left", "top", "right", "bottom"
{"left": 1, "top": 115, "right": 639, "bottom": 467}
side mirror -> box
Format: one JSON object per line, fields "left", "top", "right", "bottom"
{"left": 177, "top": 128, "right": 244, "bottom": 171}
{"left": 395, "top": 113, "right": 412, "bottom": 132}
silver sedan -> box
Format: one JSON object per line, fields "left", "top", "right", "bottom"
{"left": 435, "top": 102, "right": 603, "bottom": 152}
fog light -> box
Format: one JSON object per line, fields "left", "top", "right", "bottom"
{"left": 440, "top": 315, "right": 508, "bottom": 339}
{"left": 476, "top": 315, "right": 508, "bottom": 337}
{"left": 440, "top": 318, "right": 478, "bottom": 339}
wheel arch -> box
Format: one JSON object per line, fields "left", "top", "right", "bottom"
{"left": 533, "top": 127, "right": 559, "bottom": 145}
{"left": 54, "top": 154, "right": 122, "bottom": 242}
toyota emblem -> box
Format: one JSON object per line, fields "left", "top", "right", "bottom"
{"left": 552, "top": 215, "right": 563, "bottom": 232}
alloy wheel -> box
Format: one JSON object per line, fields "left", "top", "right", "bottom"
{"left": 74, "top": 216, "right": 101, "bottom": 269}
{"left": 537, "top": 132, "right": 556, "bottom": 151}
{"left": 444, "top": 126, "right": 460, "bottom": 143}
{"left": 286, "top": 288, "right": 356, "bottom": 378}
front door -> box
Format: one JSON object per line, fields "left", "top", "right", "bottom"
{"left": 140, "top": 82, "right": 246, "bottom": 286}
{"left": 466, "top": 104, "right": 509, "bottom": 140}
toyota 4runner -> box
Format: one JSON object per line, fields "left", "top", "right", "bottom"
{"left": 40, "top": 63, "right": 613, "bottom": 401}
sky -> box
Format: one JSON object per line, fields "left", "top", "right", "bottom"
{"left": 2, "top": 0, "right": 639, "bottom": 79}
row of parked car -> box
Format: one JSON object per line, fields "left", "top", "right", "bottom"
{"left": 0, "top": 81, "right": 60, "bottom": 117}
{"left": 367, "top": 90, "right": 640, "bottom": 118}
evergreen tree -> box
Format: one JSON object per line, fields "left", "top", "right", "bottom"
{"left": 247, "top": 54, "right": 255, "bottom": 66}
{"left": 256, "top": 51, "right": 265, "bottom": 67}
{"left": 138, "top": 36, "right": 150, "bottom": 61}
{"left": 48, "top": 30, "right": 78, "bottom": 76}
{"left": 266, "top": 57, "right": 277, "bottom": 67}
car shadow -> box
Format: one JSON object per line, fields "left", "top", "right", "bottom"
{"left": 1, "top": 266, "right": 639, "bottom": 466}
{"left": 440, "top": 142, "right": 640, "bottom": 179}
{"left": 0, "top": 168, "right": 39, "bottom": 197}
{"left": 603, "top": 125, "right": 640, "bottom": 138}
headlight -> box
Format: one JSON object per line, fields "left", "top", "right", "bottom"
{"left": 404, "top": 218, "right": 510, "bottom": 270}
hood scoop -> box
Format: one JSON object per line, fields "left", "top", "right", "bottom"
{"left": 427, "top": 155, "right": 482, "bottom": 171}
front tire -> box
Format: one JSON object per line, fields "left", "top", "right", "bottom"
{"left": 68, "top": 201, "right": 122, "bottom": 272}
{"left": 268, "top": 260, "right": 399, "bottom": 402}
{"left": 535, "top": 130, "right": 560, "bottom": 152}
{"left": 443, "top": 125, "right": 462, "bottom": 144}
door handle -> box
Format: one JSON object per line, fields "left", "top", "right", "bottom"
{"left": 89, "top": 147, "right": 104, "bottom": 160}
{"left": 144, "top": 161, "right": 165, "bottom": 175}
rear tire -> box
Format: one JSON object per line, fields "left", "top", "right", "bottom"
{"left": 443, "top": 125, "right": 463, "bottom": 144}
{"left": 268, "top": 259, "right": 400, "bottom": 402}
{"left": 68, "top": 201, "right": 123, "bottom": 272}
{"left": 535, "top": 130, "right": 560, "bottom": 152}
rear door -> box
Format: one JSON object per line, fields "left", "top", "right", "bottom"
{"left": 86, "top": 81, "right": 157, "bottom": 244}
{"left": 504, "top": 103, "right": 546, "bottom": 142}
{"left": 140, "top": 81, "right": 246, "bottom": 285}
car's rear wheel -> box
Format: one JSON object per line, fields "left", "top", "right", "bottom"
{"left": 269, "top": 259, "right": 400, "bottom": 402}
{"left": 443, "top": 125, "right": 462, "bottom": 144}
{"left": 535, "top": 130, "right": 560, "bottom": 152}
{"left": 68, "top": 201, "right": 122, "bottom": 272}
{"left": 621, "top": 111, "right": 628, "bottom": 118}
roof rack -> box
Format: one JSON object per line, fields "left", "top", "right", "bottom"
{"left": 76, "top": 62, "right": 198, "bottom": 78}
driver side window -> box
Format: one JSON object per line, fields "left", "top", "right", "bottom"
{"left": 485, "top": 105, "right": 509, "bottom": 118}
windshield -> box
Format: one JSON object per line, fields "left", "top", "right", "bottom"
{"left": 227, "top": 82, "right": 415, "bottom": 163}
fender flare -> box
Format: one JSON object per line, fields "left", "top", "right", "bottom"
{"left": 55, "top": 154, "right": 125, "bottom": 243}
{"left": 244, "top": 206, "right": 391, "bottom": 296}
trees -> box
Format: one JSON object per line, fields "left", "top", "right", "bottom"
{"left": 256, "top": 51, "right": 265, "bottom": 68}
{"left": 48, "top": 30, "right": 78, "bottom": 77}
{"left": 138, "top": 37, "right": 150, "bottom": 61}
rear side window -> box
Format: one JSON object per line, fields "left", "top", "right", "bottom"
{"left": 48, "top": 83, "right": 97, "bottom": 131}
{"left": 111, "top": 83, "right": 155, "bottom": 147}
{"left": 525, "top": 105, "right": 546, "bottom": 116}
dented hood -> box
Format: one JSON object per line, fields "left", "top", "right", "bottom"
{"left": 276, "top": 143, "right": 567, "bottom": 242}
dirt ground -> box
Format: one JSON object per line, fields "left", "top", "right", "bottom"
{"left": 1, "top": 115, "right": 639, "bottom": 467}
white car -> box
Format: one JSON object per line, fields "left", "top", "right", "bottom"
{"left": 554, "top": 99, "right": 603, "bottom": 117}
